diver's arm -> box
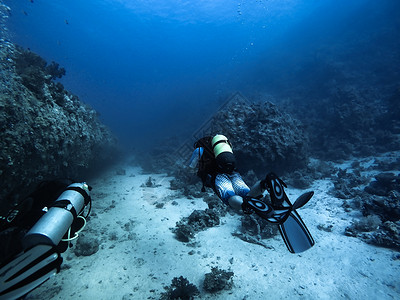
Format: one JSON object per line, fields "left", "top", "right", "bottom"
{"left": 188, "top": 147, "right": 203, "bottom": 168}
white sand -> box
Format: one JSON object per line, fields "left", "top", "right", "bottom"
{"left": 26, "top": 157, "right": 400, "bottom": 300}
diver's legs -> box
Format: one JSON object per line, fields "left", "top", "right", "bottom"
{"left": 229, "top": 172, "right": 250, "bottom": 197}
{"left": 214, "top": 174, "right": 236, "bottom": 205}
{"left": 215, "top": 173, "right": 251, "bottom": 212}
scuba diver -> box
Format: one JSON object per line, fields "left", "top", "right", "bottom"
{"left": 189, "top": 134, "right": 315, "bottom": 253}
{"left": 0, "top": 180, "right": 92, "bottom": 300}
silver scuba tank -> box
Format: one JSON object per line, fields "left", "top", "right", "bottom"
{"left": 22, "top": 183, "right": 90, "bottom": 250}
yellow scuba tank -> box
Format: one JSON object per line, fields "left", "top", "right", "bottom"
{"left": 211, "top": 134, "right": 233, "bottom": 158}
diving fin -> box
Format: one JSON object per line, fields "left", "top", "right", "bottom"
{"left": 246, "top": 172, "right": 315, "bottom": 253}
{"left": 278, "top": 210, "right": 315, "bottom": 253}
{"left": 0, "top": 245, "right": 62, "bottom": 300}
{"left": 245, "top": 198, "right": 274, "bottom": 219}
{"left": 292, "top": 191, "right": 314, "bottom": 210}
{"left": 263, "top": 172, "right": 288, "bottom": 208}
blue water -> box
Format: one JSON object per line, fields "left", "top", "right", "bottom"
{"left": 4, "top": 0, "right": 399, "bottom": 149}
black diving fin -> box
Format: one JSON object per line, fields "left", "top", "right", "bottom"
{"left": 292, "top": 191, "right": 314, "bottom": 210}
{"left": 279, "top": 210, "right": 315, "bottom": 253}
{"left": 245, "top": 198, "right": 274, "bottom": 219}
{"left": 245, "top": 196, "right": 315, "bottom": 253}
{"left": 0, "top": 245, "right": 62, "bottom": 300}
{"left": 248, "top": 173, "right": 315, "bottom": 253}
{"left": 275, "top": 191, "right": 315, "bottom": 253}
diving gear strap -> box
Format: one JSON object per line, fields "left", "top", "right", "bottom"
{"left": 243, "top": 197, "right": 275, "bottom": 219}
{"left": 23, "top": 183, "right": 90, "bottom": 249}
{"left": 263, "top": 172, "right": 288, "bottom": 208}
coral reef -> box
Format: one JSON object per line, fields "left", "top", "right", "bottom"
{"left": 232, "top": 213, "right": 279, "bottom": 249}
{"left": 364, "top": 173, "right": 400, "bottom": 197}
{"left": 343, "top": 171, "right": 400, "bottom": 251}
{"left": 173, "top": 208, "right": 220, "bottom": 242}
{"left": 201, "top": 194, "right": 227, "bottom": 217}
{"left": 14, "top": 46, "right": 66, "bottom": 99}
{"left": 362, "top": 174, "right": 400, "bottom": 222}
{"left": 203, "top": 267, "right": 234, "bottom": 293}
{"left": 160, "top": 276, "right": 199, "bottom": 300}
{"left": 284, "top": 159, "right": 336, "bottom": 189}
{"left": 210, "top": 100, "right": 309, "bottom": 176}
{"left": 0, "top": 38, "right": 119, "bottom": 214}
{"left": 331, "top": 168, "right": 369, "bottom": 199}
{"left": 283, "top": 86, "right": 400, "bottom": 161}
{"left": 73, "top": 234, "right": 100, "bottom": 257}
{"left": 172, "top": 188, "right": 227, "bottom": 243}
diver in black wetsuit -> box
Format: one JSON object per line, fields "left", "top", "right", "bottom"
{"left": 189, "top": 134, "right": 315, "bottom": 253}
{"left": 189, "top": 134, "right": 273, "bottom": 212}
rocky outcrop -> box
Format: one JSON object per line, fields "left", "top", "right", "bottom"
{"left": 210, "top": 99, "right": 309, "bottom": 176}
{"left": 173, "top": 208, "right": 220, "bottom": 242}
{"left": 0, "top": 6, "right": 118, "bottom": 214}
{"left": 281, "top": 86, "right": 400, "bottom": 161}
{"left": 160, "top": 276, "right": 200, "bottom": 300}
{"left": 341, "top": 171, "right": 400, "bottom": 251}
{"left": 203, "top": 267, "right": 234, "bottom": 293}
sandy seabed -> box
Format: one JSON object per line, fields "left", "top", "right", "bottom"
{"left": 26, "top": 156, "right": 400, "bottom": 300}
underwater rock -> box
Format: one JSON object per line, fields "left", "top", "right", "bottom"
{"left": 362, "top": 190, "right": 400, "bottom": 222}
{"left": 360, "top": 172, "right": 400, "bottom": 222}
{"left": 0, "top": 41, "right": 119, "bottom": 214}
{"left": 232, "top": 214, "right": 278, "bottom": 249}
{"left": 345, "top": 218, "right": 400, "bottom": 251}
{"left": 155, "top": 202, "right": 164, "bottom": 209}
{"left": 285, "top": 170, "right": 313, "bottom": 189}
{"left": 210, "top": 100, "right": 309, "bottom": 175}
{"left": 73, "top": 235, "right": 100, "bottom": 257}
{"left": 369, "top": 221, "right": 400, "bottom": 251}
{"left": 364, "top": 172, "right": 400, "bottom": 196}
{"left": 345, "top": 184, "right": 400, "bottom": 251}
{"left": 203, "top": 267, "right": 234, "bottom": 293}
{"left": 173, "top": 208, "right": 220, "bottom": 242}
{"left": 116, "top": 168, "right": 126, "bottom": 176}
{"left": 284, "top": 86, "right": 400, "bottom": 161}
{"left": 330, "top": 168, "right": 368, "bottom": 199}
{"left": 160, "top": 276, "right": 200, "bottom": 300}
{"left": 141, "top": 176, "right": 154, "bottom": 187}
{"left": 345, "top": 215, "right": 382, "bottom": 237}
{"left": 202, "top": 194, "right": 227, "bottom": 217}
{"left": 317, "top": 224, "right": 333, "bottom": 232}
{"left": 169, "top": 171, "right": 203, "bottom": 199}
{"left": 140, "top": 176, "right": 162, "bottom": 188}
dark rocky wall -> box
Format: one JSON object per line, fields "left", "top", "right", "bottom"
{"left": 0, "top": 8, "right": 119, "bottom": 214}
{"left": 280, "top": 85, "right": 400, "bottom": 161}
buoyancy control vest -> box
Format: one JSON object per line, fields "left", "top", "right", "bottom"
{"left": 194, "top": 136, "right": 215, "bottom": 191}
